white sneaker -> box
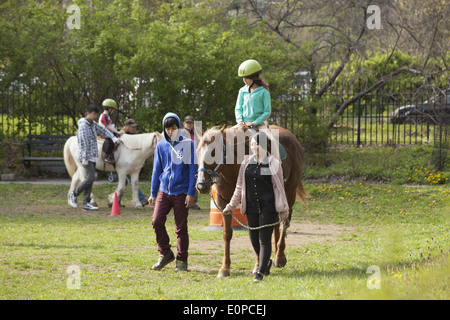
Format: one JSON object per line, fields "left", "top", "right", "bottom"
{"left": 82, "top": 203, "right": 99, "bottom": 211}
{"left": 68, "top": 192, "right": 78, "bottom": 208}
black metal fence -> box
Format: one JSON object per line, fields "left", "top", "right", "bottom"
{"left": 1, "top": 80, "right": 449, "bottom": 150}
{"left": 275, "top": 80, "right": 449, "bottom": 148}
{"left": 327, "top": 83, "right": 448, "bottom": 147}
{"left": 0, "top": 85, "right": 78, "bottom": 139}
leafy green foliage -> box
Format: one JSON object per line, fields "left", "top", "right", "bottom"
{"left": 0, "top": 0, "right": 308, "bottom": 134}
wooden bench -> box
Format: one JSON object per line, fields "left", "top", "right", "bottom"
{"left": 19, "top": 134, "right": 72, "bottom": 168}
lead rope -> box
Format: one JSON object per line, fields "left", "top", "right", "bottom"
{"left": 209, "top": 189, "right": 285, "bottom": 231}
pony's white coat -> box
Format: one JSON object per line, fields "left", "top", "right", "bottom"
{"left": 64, "top": 132, "right": 163, "bottom": 208}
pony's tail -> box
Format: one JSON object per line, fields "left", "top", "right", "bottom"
{"left": 296, "top": 181, "right": 310, "bottom": 211}
{"left": 63, "top": 137, "right": 77, "bottom": 178}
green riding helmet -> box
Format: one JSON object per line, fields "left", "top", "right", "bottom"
{"left": 238, "top": 59, "right": 262, "bottom": 78}
{"left": 102, "top": 98, "right": 118, "bottom": 110}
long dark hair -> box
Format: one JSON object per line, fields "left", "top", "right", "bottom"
{"left": 253, "top": 131, "right": 272, "bottom": 155}
{"left": 246, "top": 73, "right": 269, "bottom": 92}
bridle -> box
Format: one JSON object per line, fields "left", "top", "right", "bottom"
{"left": 197, "top": 144, "right": 226, "bottom": 187}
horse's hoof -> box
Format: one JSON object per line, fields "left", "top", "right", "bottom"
{"left": 217, "top": 269, "right": 230, "bottom": 278}
{"left": 92, "top": 202, "right": 98, "bottom": 207}
{"left": 273, "top": 256, "right": 287, "bottom": 268}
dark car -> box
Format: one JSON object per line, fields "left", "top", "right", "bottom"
{"left": 390, "top": 89, "right": 450, "bottom": 125}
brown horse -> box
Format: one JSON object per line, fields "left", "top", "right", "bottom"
{"left": 196, "top": 125, "right": 308, "bottom": 278}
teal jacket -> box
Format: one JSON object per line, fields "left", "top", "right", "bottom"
{"left": 235, "top": 86, "right": 271, "bottom": 126}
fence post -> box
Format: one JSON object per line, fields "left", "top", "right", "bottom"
{"left": 357, "top": 79, "right": 362, "bottom": 147}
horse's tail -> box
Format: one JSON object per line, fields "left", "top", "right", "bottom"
{"left": 296, "top": 180, "right": 310, "bottom": 210}
{"left": 63, "top": 137, "right": 77, "bottom": 178}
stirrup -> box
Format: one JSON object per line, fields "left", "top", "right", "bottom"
{"left": 105, "top": 155, "right": 115, "bottom": 165}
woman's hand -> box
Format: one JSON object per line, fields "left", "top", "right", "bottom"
{"left": 279, "top": 211, "right": 289, "bottom": 221}
{"left": 222, "top": 208, "right": 232, "bottom": 215}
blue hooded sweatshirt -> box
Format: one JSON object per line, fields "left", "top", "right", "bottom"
{"left": 150, "top": 113, "right": 198, "bottom": 198}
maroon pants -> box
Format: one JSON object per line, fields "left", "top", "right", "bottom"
{"left": 152, "top": 192, "right": 189, "bottom": 261}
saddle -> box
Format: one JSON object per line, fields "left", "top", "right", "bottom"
{"left": 246, "top": 127, "right": 288, "bottom": 161}
{"left": 100, "top": 137, "right": 118, "bottom": 165}
{"left": 277, "top": 141, "right": 288, "bottom": 161}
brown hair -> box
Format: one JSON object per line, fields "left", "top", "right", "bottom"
{"left": 253, "top": 131, "right": 272, "bottom": 154}
{"left": 246, "top": 73, "right": 269, "bottom": 92}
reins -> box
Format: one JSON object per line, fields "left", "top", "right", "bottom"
{"left": 209, "top": 187, "right": 284, "bottom": 231}
{"left": 199, "top": 159, "right": 284, "bottom": 231}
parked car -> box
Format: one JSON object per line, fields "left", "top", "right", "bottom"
{"left": 390, "top": 89, "right": 450, "bottom": 125}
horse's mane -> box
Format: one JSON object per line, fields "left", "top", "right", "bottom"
{"left": 200, "top": 126, "right": 249, "bottom": 147}
{"left": 198, "top": 126, "right": 253, "bottom": 163}
{"left": 120, "top": 132, "right": 159, "bottom": 150}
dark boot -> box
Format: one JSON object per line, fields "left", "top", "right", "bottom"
{"left": 151, "top": 251, "right": 175, "bottom": 270}
{"left": 175, "top": 260, "right": 188, "bottom": 271}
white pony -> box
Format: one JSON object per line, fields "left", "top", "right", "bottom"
{"left": 63, "top": 132, "right": 164, "bottom": 208}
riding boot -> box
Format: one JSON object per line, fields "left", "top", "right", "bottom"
{"left": 105, "top": 153, "right": 115, "bottom": 165}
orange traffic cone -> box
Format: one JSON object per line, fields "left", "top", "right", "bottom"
{"left": 110, "top": 192, "right": 121, "bottom": 216}
{"left": 202, "top": 186, "right": 247, "bottom": 231}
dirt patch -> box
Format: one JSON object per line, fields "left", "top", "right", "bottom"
{"left": 190, "top": 221, "right": 353, "bottom": 252}
{"left": 1, "top": 204, "right": 353, "bottom": 252}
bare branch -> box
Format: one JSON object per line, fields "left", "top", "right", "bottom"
{"left": 327, "top": 67, "right": 423, "bottom": 128}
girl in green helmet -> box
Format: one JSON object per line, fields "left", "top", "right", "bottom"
{"left": 234, "top": 60, "right": 280, "bottom": 160}
{"left": 235, "top": 59, "right": 271, "bottom": 129}
{"left": 99, "top": 98, "right": 125, "bottom": 137}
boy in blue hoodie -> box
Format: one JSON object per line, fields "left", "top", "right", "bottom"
{"left": 149, "top": 113, "right": 198, "bottom": 271}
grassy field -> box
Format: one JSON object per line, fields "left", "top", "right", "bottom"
{"left": 303, "top": 145, "right": 450, "bottom": 184}
{"left": 0, "top": 179, "right": 448, "bottom": 300}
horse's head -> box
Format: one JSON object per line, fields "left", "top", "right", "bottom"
{"left": 196, "top": 126, "right": 226, "bottom": 194}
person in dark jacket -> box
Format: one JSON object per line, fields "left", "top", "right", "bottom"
{"left": 148, "top": 113, "right": 198, "bottom": 271}
{"left": 223, "top": 132, "right": 289, "bottom": 282}
{"left": 182, "top": 115, "right": 202, "bottom": 210}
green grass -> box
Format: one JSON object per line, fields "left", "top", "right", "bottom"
{"left": 0, "top": 181, "right": 448, "bottom": 300}
{"left": 303, "top": 145, "right": 450, "bottom": 184}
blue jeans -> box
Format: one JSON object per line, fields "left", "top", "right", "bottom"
{"left": 117, "top": 175, "right": 147, "bottom": 205}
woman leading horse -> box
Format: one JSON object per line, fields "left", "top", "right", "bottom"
{"left": 196, "top": 125, "right": 308, "bottom": 278}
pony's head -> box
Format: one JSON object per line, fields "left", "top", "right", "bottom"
{"left": 196, "top": 125, "right": 253, "bottom": 194}
{"left": 196, "top": 125, "right": 226, "bottom": 194}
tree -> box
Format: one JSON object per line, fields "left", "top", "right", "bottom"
{"left": 0, "top": 0, "right": 307, "bottom": 135}
{"left": 240, "top": 0, "right": 449, "bottom": 130}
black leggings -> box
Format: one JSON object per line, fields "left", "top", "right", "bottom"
{"left": 247, "top": 211, "right": 277, "bottom": 275}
